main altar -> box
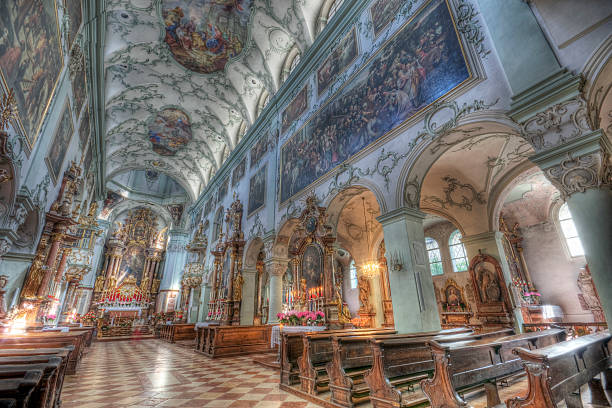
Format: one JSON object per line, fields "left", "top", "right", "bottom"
{"left": 92, "top": 208, "right": 167, "bottom": 337}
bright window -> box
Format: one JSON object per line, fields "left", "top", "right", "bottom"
{"left": 349, "top": 260, "right": 357, "bottom": 289}
{"left": 558, "top": 203, "right": 585, "bottom": 257}
{"left": 425, "top": 237, "right": 443, "bottom": 276}
{"left": 449, "top": 230, "right": 469, "bottom": 272}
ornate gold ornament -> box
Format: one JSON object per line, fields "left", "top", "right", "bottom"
{"left": 0, "top": 89, "right": 17, "bottom": 132}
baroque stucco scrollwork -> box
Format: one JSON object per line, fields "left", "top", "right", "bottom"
{"left": 544, "top": 150, "right": 611, "bottom": 199}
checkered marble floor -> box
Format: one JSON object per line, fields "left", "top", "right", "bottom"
{"left": 61, "top": 339, "right": 319, "bottom": 408}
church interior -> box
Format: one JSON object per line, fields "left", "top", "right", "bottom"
{"left": 0, "top": 0, "right": 610, "bottom": 407}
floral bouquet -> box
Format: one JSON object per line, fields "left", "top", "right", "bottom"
{"left": 277, "top": 310, "right": 325, "bottom": 326}
{"left": 512, "top": 276, "right": 541, "bottom": 304}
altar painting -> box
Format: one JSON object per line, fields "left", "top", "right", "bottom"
{"left": 45, "top": 99, "right": 74, "bottom": 184}
{"left": 317, "top": 28, "right": 358, "bottom": 95}
{"left": 148, "top": 108, "right": 192, "bottom": 156}
{"left": 248, "top": 164, "right": 266, "bottom": 216}
{"left": 370, "top": 0, "right": 404, "bottom": 37}
{"left": 281, "top": 85, "right": 308, "bottom": 134}
{"left": 0, "top": 0, "right": 63, "bottom": 148}
{"left": 280, "top": 0, "right": 470, "bottom": 203}
{"left": 78, "top": 106, "right": 90, "bottom": 148}
{"left": 119, "top": 245, "right": 146, "bottom": 285}
{"left": 161, "top": 0, "right": 252, "bottom": 74}
{"left": 250, "top": 133, "right": 269, "bottom": 169}
{"left": 221, "top": 251, "right": 231, "bottom": 297}
{"left": 232, "top": 157, "right": 246, "bottom": 186}
{"left": 301, "top": 244, "right": 323, "bottom": 289}
{"left": 64, "top": 0, "right": 83, "bottom": 50}
{"left": 473, "top": 260, "right": 503, "bottom": 303}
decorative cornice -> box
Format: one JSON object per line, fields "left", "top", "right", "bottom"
{"left": 376, "top": 207, "right": 426, "bottom": 227}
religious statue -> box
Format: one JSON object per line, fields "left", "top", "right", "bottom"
{"left": 335, "top": 285, "right": 352, "bottom": 324}
{"left": 151, "top": 278, "right": 160, "bottom": 293}
{"left": 140, "top": 273, "right": 150, "bottom": 293}
{"left": 21, "top": 254, "right": 45, "bottom": 298}
{"left": 87, "top": 201, "right": 98, "bottom": 217}
{"left": 94, "top": 275, "right": 105, "bottom": 292}
{"left": 475, "top": 263, "right": 501, "bottom": 302}
{"left": 232, "top": 273, "right": 244, "bottom": 301}
{"left": 299, "top": 278, "right": 307, "bottom": 307}
{"left": 0, "top": 275, "right": 8, "bottom": 318}
{"left": 358, "top": 275, "right": 372, "bottom": 312}
{"left": 112, "top": 222, "right": 126, "bottom": 241}
{"left": 106, "top": 274, "right": 117, "bottom": 291}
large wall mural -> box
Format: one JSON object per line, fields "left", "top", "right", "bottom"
{"left": 280, "top": 0, "right": 471, "bottom": 203}
{"left": 161, "top": 0, "right": 253, "bottom": 74}
{"left": 370, "top": 0, "right": 405, "bottom": 37}
{"left": 45, "top": 98, "right": 74, "bottom": 184}
{"left": 317, "top": 28, "right": 358, "bottom": 96}
{"left": 218, "top": 176, "right": 229, "bottom": 201}
{"left": 248, "top": 163, "right": 266, "bottom": 216}
{"left": 148, "top": 108, "right": 193, "bottom": 156}
{"left": 281, "top": 85, "right": 308, "bottom": 134}
{"left": 0, "top": 0, "right": 63, "bottom": 149}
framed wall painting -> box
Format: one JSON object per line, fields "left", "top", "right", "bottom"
{"left": 370, "top": 0, "right": 404, "bottom": 37}
{"left": 45, "top": 98, "right": 74, "bottom": 185}
{"left": 218, "top": 176, "right": 229, "bottom": 201}
{"left": 0, "top": 0, "right": 64, "bottom": 150}
{"left": 317, "top": 28, "right": 359, "bottom": 96}
{"left": 248, "top": 163, "right": 266, "bottom": 216}
{"left": 281, "top": 85, "right": 308, "bottom": 134}
{"left": 279, "top": 0, "right": 472, "bottom": 204}
{"left": 78, "top": 105, "right": 90, "bottom": 148}
{"left": 64, "top": 0, "right": 83, "bottom": 51}
{"left": 249, "top": 133, "right": 269, "bottom": 169}
{"left": 71, "top": 54, "right": 87, "bottom": 117}
{"left": 232, "top": 156, "right": 246, "bottom": 187}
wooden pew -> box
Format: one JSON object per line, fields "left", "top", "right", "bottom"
{"left": 507, "top": 331, "right": 612, "bottom": 408}
{"left": 298, "top": 329, "right": 396, "bottom": 395}
{"left": 365, "top": 328, "right": 515, "bottom": 408}
{"left": 194, "top": 323, "right": 220, "bottom": 354}
{"left": 420, "top": 329, "right": 567, "bottom": 408}
{"left": 280, "top": 328, "right": 398, "bottom": 386}
{"left": 0, "top": 348, "right": 72, "bottom": 408}
{"left": 0, "top": 332, "right": 85, "bottom": 375}
{"left": 0, "top": 358, "right": 61, "bottom": 408}
{"left": 201, "top": 325, "right": 273, "bottom": 358}
{"left": 327, "top": 327, "right": 473, "bottom": 407}
{"left": 164, "top": 324, "right": 196, "bottom": 343}
{"left": 0, "top": 370, "right": 42, "bottom": 408}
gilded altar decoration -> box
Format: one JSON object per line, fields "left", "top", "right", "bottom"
{"left": 96, "top": 275, "right": 151, "bottom": 310}
{"left": 161, "top": 0, "right": 253, "bottom": 74}
{"left": 209, "top": 195, "right": 245, "bottom": 324}
{"left": 0, "top": 89, "right": 17, "bottom": 132}
{"left": 439, "top": 278, "right": 472, "bottom": 328}
{"left": 469, "top": 252, "right": 513, "bottom": 327}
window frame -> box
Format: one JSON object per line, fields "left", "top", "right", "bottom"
{"left": 448, "top": 230, "right": 469, "bottom": 273}
{"left": 425, "top": 237, "right": 444, "bottom": 276}
{"left": 555, "top": 202, "right": 585, "bottom": 259}
{"left": 349, "top": 260, "right": 358, "bottom": 289}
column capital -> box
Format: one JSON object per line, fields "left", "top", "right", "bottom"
{"left": 531, "top": 130, "right": 611, "bottom": 199}
{"left": 265, "top": 257, "right": 289, "bottom": 276}
{"left": 376, "top": 207, "right": 426, "bottom": 226}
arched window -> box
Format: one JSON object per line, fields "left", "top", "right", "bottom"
{"left": 281, "top": 46, "right": 301, "bottom": 83}
{"left": 558, "top": 203, "right": 584, "bottom": 257}
{"left": 425, "top": 237, "right": 443, "bottom": 276}
{"left": 289, "top": 53, "right": 301, "bottom": 73}
{"left": 449, "top": 230, "right": 469, "bottom": 272}
{"left": 349, "top": 260, "right": 358, "bottom": 289}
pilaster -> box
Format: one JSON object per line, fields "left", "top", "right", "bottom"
{"left": 240, "top": 267, "right": 257, "bottom": 325}
{"left": 376, "top": 207, "right": 441, "bottom": 333}
{"left": 265, "top": 257, "right": 288, "bottom": 324}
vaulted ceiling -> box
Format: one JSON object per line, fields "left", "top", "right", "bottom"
{"left": 104, "top": 0, "right": 328, "bottom": 200}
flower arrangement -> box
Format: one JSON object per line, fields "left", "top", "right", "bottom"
{"left": 277, "top": 310, "right": 325, "bottom": 326}
{"left": 512, "top": 276, "right": 541, "bottom": 304}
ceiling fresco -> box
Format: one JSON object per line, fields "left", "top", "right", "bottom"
{"left": 104, "top": 0, "right": 327, "bottom": 199}
{"left": 148, "top": 107, "right": 193, "bottom": 156}
{"left": 162, "top": 0, "right": 253, "bottom": 74}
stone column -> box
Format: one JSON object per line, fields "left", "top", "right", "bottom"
{"left": 531, "top": 131, "right": 612, "bottom": 323}
{"left": 240, "top": 267, "right": 257, "bottom": 325}
{"left": 377, "top": 207, "right": 441, "bottom": 334}
{"left": 53, "top": 248, "right": 71, "bottom": 296}
{"left": 266, "top": 257, "right": 288, "bottom": 324}
{"left": 38, "top": 228, "right": 65, "bottom": 297}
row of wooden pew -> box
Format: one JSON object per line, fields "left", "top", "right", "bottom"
{"left": 194, "top": 324, "right": 272, "bottom": 358}
{"left": 0, "top": 327, "right": 94, "bottom": 408}
{"left": 280, "top": 325, "right": 612, "bottom": 408}
{"left": 156, "top": 323, "right": 196, "bottom": 343}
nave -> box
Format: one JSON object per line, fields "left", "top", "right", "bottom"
{"left": 61, "top": 340, "right": 309, "bottom": 408}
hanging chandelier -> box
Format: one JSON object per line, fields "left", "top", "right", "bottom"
{"left": 360, "top": 197, "right": 379, "bottom": 279}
